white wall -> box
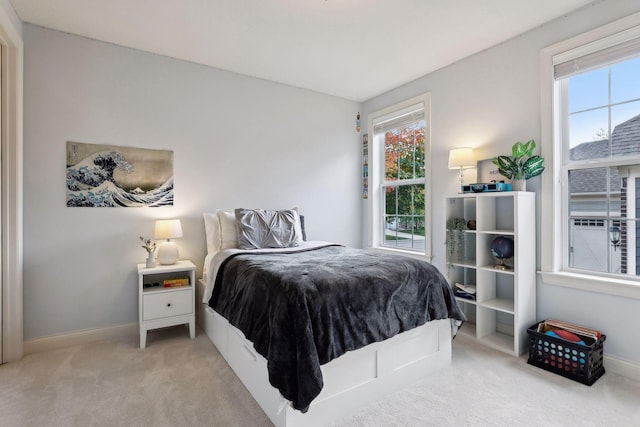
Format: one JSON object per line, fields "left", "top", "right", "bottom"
{"left": 362, "top": 0, "right": 640, "bottom": 362}
{"left": 23, "top": 25, "right": 362, "bottom": 340}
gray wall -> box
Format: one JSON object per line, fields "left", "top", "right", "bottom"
{"left": 0, "top": 0, "right": 21, "bottom": 37}
{"left": 362, "top": 0, "right": 640, "bottom": 361}
{"left": 23, "top": 25, "right": 362, "bottom": 340}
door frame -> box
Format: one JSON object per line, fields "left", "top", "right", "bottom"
{"left": 0, "top": 4, "right": 23, "bottom": 363}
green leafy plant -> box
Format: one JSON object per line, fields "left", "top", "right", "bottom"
{"left": 139, "top": 236, "right": 156, "bottom": 254}
{"left": 492, "top": 140, "right": 545, "bottom": 180}
{"left": 446, "top": 218, "right": 467, "bottom": 269}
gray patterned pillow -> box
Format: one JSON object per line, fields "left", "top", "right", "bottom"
{"left": 235, "top": 208, "right": 303, "bottom": 249}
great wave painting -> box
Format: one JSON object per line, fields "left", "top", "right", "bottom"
{"left": 66, "top": 141, "right": 174, "bottom": 207}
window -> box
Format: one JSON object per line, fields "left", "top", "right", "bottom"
{"left": 368, "top": 94, "right": 431, "bottom": 255}
{"left": 541, "top": 14, "right": 640, "bottom": 297}
{"left": 562, "top": 59, "right": 640, "bottom": 276}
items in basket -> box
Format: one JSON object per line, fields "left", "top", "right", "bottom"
{"left": 545, "top": 329, "right": 586, "bottom": 346}
{"left": 536, "top": 319, "right": 601, "bottom": 347}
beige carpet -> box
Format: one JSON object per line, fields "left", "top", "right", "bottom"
{"left": 0, "top": 326, "right": 272, "bottom": 427}
{"left": 1, "top": 327, "right": 638, "bottom": 426}
{"left": 336, "top": 335, "right": 640, "bottom": 427}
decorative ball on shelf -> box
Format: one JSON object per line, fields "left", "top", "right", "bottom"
{"left": 491, "top": 236, "right": 514, "bottom": 270}
{"left": 467, "top": 220, "right": 476, "bottom": 230}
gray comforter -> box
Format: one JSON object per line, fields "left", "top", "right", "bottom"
{"left": 208, "top": 244, "right": 466, "bottom": 412}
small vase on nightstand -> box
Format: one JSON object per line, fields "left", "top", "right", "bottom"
{"left": 146, "top": 252, "right": 156, "bottom": 268}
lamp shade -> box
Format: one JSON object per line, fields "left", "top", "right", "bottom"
{"left": 154, "top": 219, "right": 183, "bottom": 265}
{"left": 448, "top": 148, "right": 475, "bottom": 170}
{"left": 154, "top": 219, "right": 183, "bottom": 240}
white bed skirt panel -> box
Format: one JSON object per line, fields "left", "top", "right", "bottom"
{"left": 197, "top": 279, "right": 453, "bottom": 427}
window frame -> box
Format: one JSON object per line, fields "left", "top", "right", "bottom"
{"left": 540, "top": 12, "right": 640, "bottom": 299}
{"left": 367, "top": 93, "right": 432, "bottom": 259}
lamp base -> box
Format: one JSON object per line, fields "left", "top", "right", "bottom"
{"left": 458, "top": 169, "right": 465, "bottom": 193}
{"left": 157, "top": 241, "right": 179, "bottom": 265}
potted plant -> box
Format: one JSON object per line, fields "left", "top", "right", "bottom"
{"left": 140, "top": 236, "right": 157, "bottom": 268}
{"left": 446, "top": 217, "right": 467, "bottom": 269}
{"left": 492, "top": 139, "right": 545, "bottom": 191}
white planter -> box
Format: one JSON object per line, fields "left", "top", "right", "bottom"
{"left": 512, "top": 179, "right": 526, "bottom": 191}
{"left": 145, "top": 252, "right": 156, "bottom": 268}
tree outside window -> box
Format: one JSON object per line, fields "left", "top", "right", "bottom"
{"left": 383, "top": 121, "right": 426, "bottom": 251}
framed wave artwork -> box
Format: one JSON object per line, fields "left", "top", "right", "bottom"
{"left": 66, "top": 141, "right": 174, "bottom": 207}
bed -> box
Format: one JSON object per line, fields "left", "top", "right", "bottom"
{"left": 198, "top": 209, "right": 465, "bottom": 426}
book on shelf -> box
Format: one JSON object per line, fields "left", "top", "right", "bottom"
{"left": 163, "top": 278, "right": 190, "bottom": 287}
{"left": 454, "top": 283, "right": 476, "bottom": 294}
{"left": 454, "top": 290, "right": 476, "bottom": 300}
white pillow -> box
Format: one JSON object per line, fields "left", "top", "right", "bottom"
{"left": 203, "top": 210, "right": 240, "bottom": 252}
{"left": 203, "top": 212, "right": 221, "bottom": 254}
{"left": 217, "top": 210, "right": 239, "bottom": 250}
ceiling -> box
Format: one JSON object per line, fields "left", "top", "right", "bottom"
{"left": 10, "top": 0, "right": 596, "bottom": 102}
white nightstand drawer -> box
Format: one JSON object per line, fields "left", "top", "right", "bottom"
{"left": 143, "top": 289, "right": 193, "bottom": 321}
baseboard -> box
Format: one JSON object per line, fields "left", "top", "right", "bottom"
{"left": 24, "top": 323, "right": 138, "bottom": 355}
{"left": 604, "top": 354, "right": 640, "bottom": 382}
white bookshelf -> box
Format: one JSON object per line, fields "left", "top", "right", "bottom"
{"left": 445, "top": 192, "right": 536, "bottom": 356}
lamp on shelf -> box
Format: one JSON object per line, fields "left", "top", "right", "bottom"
{"left": 448, "top": 147, "right": 476, "bottom": 191}
{"left": 154, "top": 219, "right": 183, "bottom": 265}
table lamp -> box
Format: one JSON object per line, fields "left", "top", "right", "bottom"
{"left": 448, "top": 148, "right": 475, "bottom": 190}
{"left": 154, "top": 219, "right": 183, "bottom": 265}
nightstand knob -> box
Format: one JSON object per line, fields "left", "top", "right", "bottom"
{"left": 167, "top": 303, "right": 172, "bottom": 307}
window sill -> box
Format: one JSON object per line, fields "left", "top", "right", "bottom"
{"left": 370, "top": 246, "right": 432, "bottom": 262}
{"left": 539, "top": 271, "right": 640, "bottom": 300}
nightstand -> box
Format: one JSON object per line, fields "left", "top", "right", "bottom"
{"left": 137, "top": 260, "right": 196, "bottom": 349}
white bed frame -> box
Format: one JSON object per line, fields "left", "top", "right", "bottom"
{"left": 197, "top": 279, "right": 453, "bottom": 427}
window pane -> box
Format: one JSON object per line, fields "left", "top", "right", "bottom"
{"left": 568, "top": 167, "right": 623, "bottom": 216}
{"left": 384, "top": 121, "right": 425, "bottom": 181}
{"left": 567, "top": 167, "right": 610, "bottom": 270}
{"left": 384, "top": 136, "right": 399, "bottom": 181}
{"left": 569, "top": 166, "right": 607, "bottom": 200}
{"left": 385, "top": 186, "right": 397, "bottom": 218}
{"left": 569, "top": 166, "right": 615, "bottom": 198}
{"left": 568, "top": 67, "right": 608, "bottom": 113}
{"left": 611, "top": 102, "right": 640, "bottom": 158}
{"left": 383, "top": 184, "right": 425, "bottom": 251}
{"left": 569, "top": 108, "right": 609, "bottom": 158}
{"left": 397, "top": 124, "right": 426, "bottom": 179}
{"left": 608, "top": 167, "right": 623, "bottom": 216}
{"left": 611, "top": 57, "right": 640, "bottom": 104}
{"left": 568, "top": 168, "right": 639, "bottom": 276}
{"left": 415, "top": 130, "right": 426, "bottom": 179}
{"left": 568, "top": 217, "right": 619, "bottom": 274}
{"left": 398, "top": 138, "right": 415, "bottom": 179}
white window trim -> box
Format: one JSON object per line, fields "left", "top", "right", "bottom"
{"left": 540, "top": 12, "right": 640, "bottom": 300}
{"left": 367, "top": 93, "right": 432, "bottom": 259}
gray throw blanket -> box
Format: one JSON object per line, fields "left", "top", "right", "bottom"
{"left": 209, "top": 245, "right": 466, "bottom": 412}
